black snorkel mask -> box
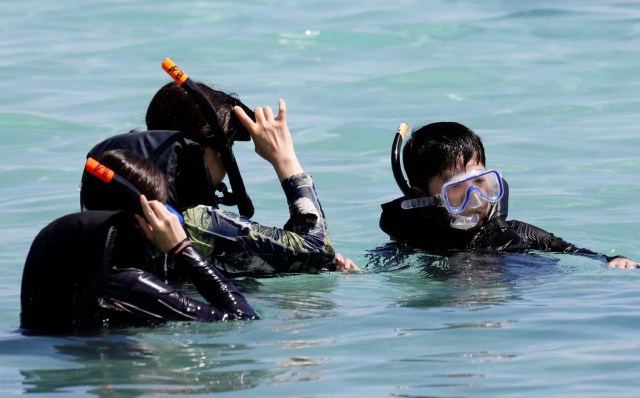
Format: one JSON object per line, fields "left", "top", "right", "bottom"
{"left": 162, "top": 58, "right": 254, "bottom": 218}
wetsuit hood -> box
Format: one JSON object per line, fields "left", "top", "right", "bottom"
{"left": 82, "top": 130, "right": 215, "bottom": 212}
{"left": 379, "top": 179, "right": 510, "bottom": 251}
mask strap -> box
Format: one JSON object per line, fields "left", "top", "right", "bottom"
{"left": 162, "top": 58, "right": 254, "bottom": 218}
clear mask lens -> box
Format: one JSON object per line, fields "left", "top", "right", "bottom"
{"left": 442, "top": 170, "right": 503, "bottom": 214}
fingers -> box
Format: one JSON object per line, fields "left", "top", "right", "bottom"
{"left": 607, "top": 258, "right": 640, "bottom": 269}
{"left": 139, "top": 195, "right": 158, "bottom": 225}
{"left": 139, "top": 195, "right": 178, "bottom": 228}
{"left": 233, "top": 105, "right": 255, "bottom": 130}
{"left": 276, "top": 98, "right": 287, "bottom": 122}
{"left": 233, "top": 100, "right": 285, "bottom": 127}
{"left": 344, "top": 259, "right": 360, "bottom": 271}
{"left": 262, "top": 106, "right": 275, "bottom": 121}
{"left": 334, "top": 253, "right": 360, "bottom": 272}
{"left": 134, "top": 214, "right": 153, "bottom": 240}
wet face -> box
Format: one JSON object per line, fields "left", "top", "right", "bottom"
{"left": 427, "top": 157, "right": 491, "bottom": 228}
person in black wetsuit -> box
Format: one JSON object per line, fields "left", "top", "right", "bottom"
{"left": 379, "top": 121, "right": 639, "bottom": 268}
{"left": 21, "top": 149, "right": 257, "bottom": 335}
{"left": 81, "top": 79, "right": 357, "bottom": 274}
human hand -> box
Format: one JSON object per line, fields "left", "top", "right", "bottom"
{"left": 607, "top": 257, "right": 640, "bottom": 269}
{"left": 135, "top": 195, "right": 188, "bottom": 253}
{"left": 233, "top": 98, "right": 304, "bottom": 181}
{"left": 334, "top": 253, "right": 360, "bottom": 272}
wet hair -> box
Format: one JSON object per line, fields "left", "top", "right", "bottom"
{"left": 145, "top": 81, "right": 254, "bottom": 147}
{"left": 81, "top": 149, "right": 168, "bottom": 211}
{"left": 403, "top": 122, "right": 486, "bottom": 193}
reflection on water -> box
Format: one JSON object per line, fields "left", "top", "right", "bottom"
{"left": 366, "top": 242, "right": 561, "bottom": 308}
{"left": 16, "top": 333, "right": 279, "bottom": 396}
{"left": 251, "top": 273, "right": 340, "bottom": 320}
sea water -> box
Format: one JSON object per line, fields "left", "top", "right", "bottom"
{"left": 2, "top": 1, "right": 640, "bottom": 396}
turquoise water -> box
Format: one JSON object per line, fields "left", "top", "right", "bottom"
{"left": 2, "top": 0, "right": 640, "bottom": 396}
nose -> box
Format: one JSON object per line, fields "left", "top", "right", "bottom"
{"left": 465, "top": 188, "right": 484, "bottom": 210}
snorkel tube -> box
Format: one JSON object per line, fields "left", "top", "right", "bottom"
{"left": 161, "top": 57, "right": 255, "bottom": 218}
{"left": 85, "top": 157, "right": 183, "bottom": 223}
{"left": 85, "top": 157, "right": 144, "bottom": 214}
{"left": 391, "top": 123, "right": 413, "bottom": 197}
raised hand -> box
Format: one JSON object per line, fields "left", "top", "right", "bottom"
{"left": 135, "top": 195, "right": 188, "bottom": 253}
{"left": 233, "top": 98, "right": 304, "bottom": 181}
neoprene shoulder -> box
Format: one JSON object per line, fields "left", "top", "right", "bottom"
{"left": 20, "top": 211, "right": 147, "bottom": 333}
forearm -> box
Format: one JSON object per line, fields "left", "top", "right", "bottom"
{"left": 172, "top": 245, "right": 258, "bottom": 319}
{"left": 184, "top": 173, "right": 336, "bottom": 274}
{"left": 104, "top": 266, "right": 256, "bottom": 322}
{"left": 510, "top": 220, "right": 608, "bottom": 260}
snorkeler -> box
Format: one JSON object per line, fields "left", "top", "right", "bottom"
{"left": 81, "top": 59, "right": 357, "bottom": 276}
{"left": 379, "top": 121, "right": 639, "bottom": 269}
{"left": 21, "top": 149, "right": 257, "bottom": 335}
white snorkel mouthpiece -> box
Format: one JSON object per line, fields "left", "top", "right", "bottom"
{"left": 449, "top": 213, "right": 481, "bottom": 230}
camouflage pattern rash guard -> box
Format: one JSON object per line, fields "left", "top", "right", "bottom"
{"left": 183, "top": 173, "right": 336, "bottom": 276}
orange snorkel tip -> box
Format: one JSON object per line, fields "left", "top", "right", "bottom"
{"left": 162, "top": 57, "right": 189, "bottom": 85}
{"left": 85, "top": 157, "right": 114, "bottom": 183}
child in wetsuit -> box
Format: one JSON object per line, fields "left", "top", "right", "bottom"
{"left": 379, "top": 121, "right": 639, "bottom": 268}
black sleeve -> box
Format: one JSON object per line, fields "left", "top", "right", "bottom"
{"left": 103, "top": 248, "right": 257, "bottom": 322}
{"left": 508, "top": 220, "right": 611, "bottom": 260}
{"left": 172, "top": 245, "right": 258, "bottom": 319}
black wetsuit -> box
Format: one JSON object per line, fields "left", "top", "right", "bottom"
{"left": 20, "top": 210, "right": 257, "bottom": 335}
{"left": 379, "top": 194, "right": 613, "bottom": 262}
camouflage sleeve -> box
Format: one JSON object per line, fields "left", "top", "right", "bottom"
{"left": 183, "top": 173, "right": 336, "bottom": 275}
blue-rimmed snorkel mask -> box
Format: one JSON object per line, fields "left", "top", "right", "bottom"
{"left": 391, "top": 123, "right": 504, "bottom": 230}
{"left": 401, "top": 169, "right": 504, "bottom": 229}
{"left": 162, "top": 58, "right": 254, "bottom": 218}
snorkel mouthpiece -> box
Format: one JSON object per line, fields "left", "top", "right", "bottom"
{"left": 449, "top": 213, "right": 481, "bottom": 230}
{"left": 162, "top": 57, "right": 254, "bottom": 218}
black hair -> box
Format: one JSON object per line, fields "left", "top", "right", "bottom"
{"left": 403, "top": 122, "right": 486, "bottom": 194}
{"left": 81, "top": 149, "right": 168, "bottom": 211}
{"left": 145, "top": 81, "right": 254, "bottom": 147}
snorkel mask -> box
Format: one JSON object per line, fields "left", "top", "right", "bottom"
{"left": 162, "top": 58, "right": 254, "bottom": 218}
{"left": 391, "top": 123, "right": 504, "bottom": 230}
